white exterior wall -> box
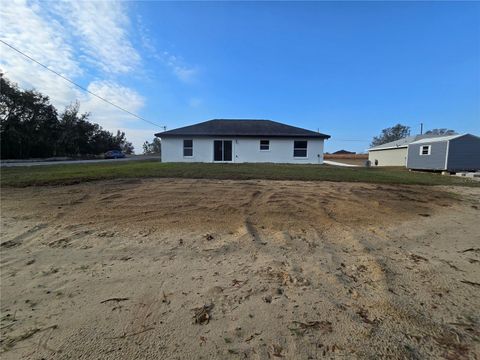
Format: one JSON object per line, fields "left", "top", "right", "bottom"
{"left": 368, "top": 147, "right": 408, "bottom": 167}
{"left": 161, "top": 137, "right": 325, "bottom": 164}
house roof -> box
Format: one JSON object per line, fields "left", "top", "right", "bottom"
{"left": 332, "top": 149, "right": 356, "bottom": 154}
{"left": 155, "top": 119, "right": 330, "bottom": 139}
{"left": 368, "top": 134, "right": 449, "bottom": 151}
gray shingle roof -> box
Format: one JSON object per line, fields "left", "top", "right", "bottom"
{"left": 155, "top": 119, "right": 330, "bottom": 139}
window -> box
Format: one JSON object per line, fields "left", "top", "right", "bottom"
{"left": 294, "top": 140, "right": 307, "bottom": 158}
{"left": 183, "top": 139, "right": 193, "bottom": 157}
{"left": 419, "top": 145, "right": 431, "bottom": 156}
{"left": 260, "top": 140, "right": 270, "bottom": 151}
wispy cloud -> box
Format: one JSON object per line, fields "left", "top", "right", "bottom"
{"left": 0, "top": 0, "right": 82, "bottom": 106}
{"left": 50, "top": 1, "right": 140, "bottom": 74}
{"left": 164, "top": 52, "right": 198, "bottom": 83}
{"left": 138, "top": 15, "right": 198, "bottom": 83}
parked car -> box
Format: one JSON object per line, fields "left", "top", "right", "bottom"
{"left": 104, "top": 150, "right": 126, "bottom": 159}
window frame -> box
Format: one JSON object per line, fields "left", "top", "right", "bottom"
{"left": 259, "top": 139, "right": 270, "bottom": 151}
{"left": 293, "top": 140, "right": 308, "bottom": 158}
{"left": 419, "top": 145, "right": 431, "bottom": 156}
{"left": 183, "top": 139, "right": 193, "bottom": 157}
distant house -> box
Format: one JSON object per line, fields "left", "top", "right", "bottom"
{"left": 407, "top": 134, "right": 480, "bottom": 172}
{"left": 155, "top": 119, "right": 330, "bottom": 164}
{"left": 332, "top": 149, "right": 356, "bottom": 155}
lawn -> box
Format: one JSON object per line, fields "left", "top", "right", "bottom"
{"left": 1, "top": 160, "right": 478, "bottom": 187}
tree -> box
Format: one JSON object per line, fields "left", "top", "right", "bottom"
{"left": 112, "top": 131, "right": 134, "bottom": 154}
{"left": 425, "top": 128, "right": 456, "bottom": 136}
{"left": 1, "top": 73, "right": 59, "bottom": 158}
{"left": 370, "top": 124, "right": 410, "bottom": 147}
{"left": 121, "top": 141, "right": 134, "bottom": 155}
{"left": 0, "top": 74, "right": 135, "bottom": 159}
{"left": 143, "top": 137, "right": 161, "bottom": 155}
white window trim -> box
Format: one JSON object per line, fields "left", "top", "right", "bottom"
{"left": 419, "top": 145, "right": 431, "bottom": 156}
{"left": 259, "top": 139, "right": 270, "bottom": 151}
{"left": 444, "top": 140, "right": 450, "bottom": 170}
{"left": 293, "top": 140, "right": 308, "bottom": 158}
{"left": 183, "top": 139, "right": 193, "bottom": 157}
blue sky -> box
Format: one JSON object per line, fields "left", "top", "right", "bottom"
{"left": 1, "top": 1, "right": 479, "bottom": 153}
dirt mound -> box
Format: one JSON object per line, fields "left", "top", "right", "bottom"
{"left": 1, "top": 179, "right": 479, "bottom": 359}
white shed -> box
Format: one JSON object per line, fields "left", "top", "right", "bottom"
{"left": 367, "top": 136, "right": 416, "bottom": 167}
{"left": 155, "top": 119, "right": 330, "bottom": 164}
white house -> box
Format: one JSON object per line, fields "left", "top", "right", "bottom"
{"left": 155, "top": 119, "right": 330, "bottom": 164}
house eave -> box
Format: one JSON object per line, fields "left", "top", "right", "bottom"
{"left": 155, "top": 133, "right": 330, "bottom": 139}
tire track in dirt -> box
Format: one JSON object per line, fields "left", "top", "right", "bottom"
{"left": 243, "top": 190, "right": 266, "bottom": 246}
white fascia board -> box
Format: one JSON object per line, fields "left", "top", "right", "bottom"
{"left": 368, "top": 145, "right": 408, "bottom": 152}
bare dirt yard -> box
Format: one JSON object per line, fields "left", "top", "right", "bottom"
{"left": 1, "top": 179, "right": 479, "bottom": 359}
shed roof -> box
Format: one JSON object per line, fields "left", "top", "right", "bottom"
{"left": 368, "top": 134, "right": 449, "bottom": 151}
{"left": 409, "top": 134, "right": 467, "bottom": 144}
{"left": 368, "top": 136, "right": 418, "bottom": 151}
{"left": 155, "top": 119, "right": 330, "bottom": 139}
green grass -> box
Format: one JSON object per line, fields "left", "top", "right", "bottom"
{"left": 1, "top": 160, "right": 478, "bottom": 187}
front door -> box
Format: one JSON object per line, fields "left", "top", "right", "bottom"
{"left": 213, "top": 140, "right": 233, "bottom": 162}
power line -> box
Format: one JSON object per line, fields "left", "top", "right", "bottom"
{"left": 0, "top": 39, "right": 164, "bottom": 129}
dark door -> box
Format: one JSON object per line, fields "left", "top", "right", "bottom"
{"left": 214, "top": 140, "right": 223, "bottom": 161}
{"left": 213, "top": 140, "right": 233, "bottom": 161}
{"left": 223, "top": 141, "right": 232, "bottom": 161}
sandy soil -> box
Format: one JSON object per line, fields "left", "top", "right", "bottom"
{"left": 1, "top": 178, "right": 479, "bottom": 359}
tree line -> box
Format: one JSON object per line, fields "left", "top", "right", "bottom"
{"left": 0, "top": 74, "right": 134, "bottom": 159}
{"left": 370, "top": 124, "right": 456, "bottom": 147}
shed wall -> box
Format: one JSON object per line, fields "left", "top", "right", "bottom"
{"left": 368, "top": 147, "right": 407, "bottom": 167}
{"left": 447, "top": 135, "right": 480, "bottom": 171}
{"left": 407, "top": 141, "right": 448, "bottom": 170}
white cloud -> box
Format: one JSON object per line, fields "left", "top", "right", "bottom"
{"left": 50, "top": 1, "right": 140, "bottom": 74}
{"left": 0, "top": 0, "right": 82, "bottom": 108}
{"left": 80, "top": 81, "right": 145, "bottom": 129}
{"left": 79, "top": 81, "right": 152, "bottom": 153}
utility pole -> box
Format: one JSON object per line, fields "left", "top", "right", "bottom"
{"left": 420, "top": 122, "right": 423, "bottom": 135}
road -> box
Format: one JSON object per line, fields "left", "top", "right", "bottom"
{"left": 1, "top": 155, "right": 159, "bottom": 167}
